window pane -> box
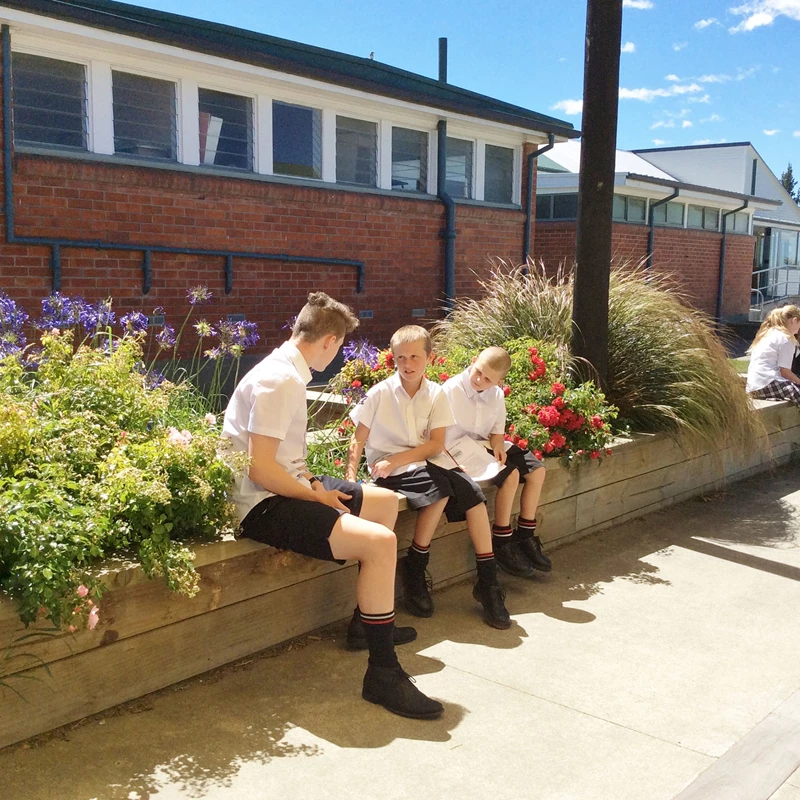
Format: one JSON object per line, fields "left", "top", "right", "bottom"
{"left": 652, "top": 203, "right": 667, "bottom": 224}
{"left": 484, "top": 144, "right": 514, "bottom": 204}
{"left": 112, "top": 71, "right": 176, "bottom": 160}
{"left": 336, "top": 116, "right": 377, "bottom": 187}
{"left": 445, "top": 137, "right": 473, "bottom": 198}
{"left": 12, "top": 53, "right": 86, "bottom": 149}
{"left": 198, "top": 88, "right": 252, "bottom": 170}
{"left": 704, "top": 207, "right": 719, "bottom": 231}
{"left": 552, "top": 193, "right": 578, "bottom": 219}
{"left": 628, "top": 197, "right": 646, "bottom": 222}
{"left": 687, "top": 205, "right": 704, "bottom": 229}
{"left": 535, "top": 195, "right": 552, "bottom": 219}
{"left": 733, "top": 212, "right": 749, "bottom": 233}
{"left": 273, "top": 101, "right": 322, "bottom": 179}
{"left": 612, "top": 195, "right": 626, "bottom": 221}
{"left": 392, "top": 127, "right": 427, "bottom": 192}
{"left": 666, "top": 202, "right": 684, "bottom": 225}
{"left": 777, "top": 229, "right": 799, "bottom": 266}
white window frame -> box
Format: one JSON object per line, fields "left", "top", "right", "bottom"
{"left": 193, "top": 82, "right": 257, "bottom": 172}
{"left": 332, "top": 109, "right": 381, "bottom": 188}
{"left": 389, "top": 123, "right": 433, "bottom": 195}
{"left": 481, "top": 141, "right": 519, "bottom": 205}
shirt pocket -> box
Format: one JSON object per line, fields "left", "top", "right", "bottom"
{"left": 415, "top": 415, "right": 430, "bottom": 442}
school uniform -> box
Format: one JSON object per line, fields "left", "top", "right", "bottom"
{"left": 351, "top": 372, "right": 486, "bottom": 522}
{"left": 222, "top": 340, "right": 363, "bottom": 563}
{"left": 747, "top": 328, "right": 800, "bottom": 406}
{"left": 442, "top": 369, "right": 543, "bottom": 486}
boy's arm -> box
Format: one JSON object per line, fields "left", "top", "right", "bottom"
{"left": 345, "top": 422, "right": 370, "bottom": 482}
{"left": 489, "top": 432, "right": 508, "bottom": 464}
{"left": 370, "top": 426, "right": 446, "bottom": 479}
{"left": 249, "top": 433, "right": 351, "bottom": 511}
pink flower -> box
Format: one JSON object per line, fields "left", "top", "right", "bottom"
{"left": 503, "top": 385, "right": 512, "bottom": 397}
{"left": 549, "top": 431, "right": 566, "bottom": 449}
{"left": 334, "top": 458, "right": 343, "bottom": 467}
{"left": 167, "top": 427, "right": 192, "bottom": 446}
{"left": 590, "top": 450, "right": 601, "bottom": 459}
{"left": 537, "top": 405, "right": 561, "bottom": 428}
{"left": 77, "top": 585, "right": 89, "bottom": 598}
{"left": 351, "top": 380, "right": 362, "bottom": 388}
{"left": 438, "top": 372, "right": 450, "bottom": 382}
{"left": 551, "top": 382, "right": 566, "bottom": 396}
{"left": 605, "top": 448, "right": 613, "bottom": 456}
{"left": 87, "top": 606, "right": 100, "bottom": 630}
{"left": 533, "top": 450, "right": 543, "bottom": 460}
{"left": 517, "top": 438, "right": 529, "bottom": 450}
{"left": 552, "top": 396, "right": 565, "bottom": 410}
{"left": 205, "top": 413, "right": 216, "bottom": 425}
{"left": 590, "top": 414, "right": 604, "bottom": 429}
{"left": 528, "top": 347, "right": 539, "bottom": 357}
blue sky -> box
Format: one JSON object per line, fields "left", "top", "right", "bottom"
{"left": 134, "top": 0, "right": 799, "bottom": 181}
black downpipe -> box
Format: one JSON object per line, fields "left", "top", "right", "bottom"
{"left": 646, "top": 189, "right": 679, "bottom": 269}
{"left": 716, "top": 201, "right": 748, "bottom": 322}
{"left": 437, "top": 120, "right": 456, "bottom": 310}
{"left": 1, "top": 25, "right": 365, "bottom": 295}
{"left": 522, "top": 133, "right": 555, "bottom": 270}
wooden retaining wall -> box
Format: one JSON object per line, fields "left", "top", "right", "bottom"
{"left": 1, "top": 399, "right": 798, "bottom": 748}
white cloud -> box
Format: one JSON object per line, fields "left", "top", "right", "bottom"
{"left": 699, "top": 73, "right": 731, "bottom": 83}
{"left": 682, "top": 120, "right": 694, "bottom": 128}
{"left": 550, "top": 98, "right": 583, "bottom": 115}
{"left": 795, "top": 130, "right": 800, "bottom": 137}
{"left": 688, "top": 94, "right": 711, "bottom": 103}
{"left": 650, "top": 120, "right": 676, "bottom": 129}
{"left": 619, "top": 82, "right": 702, "bottom": 102}
{"left": 692, "top": 138, "right": 728, "bottom": 145}
{"left": 621, "top": 41, "right": 636, "bottom": 53}
{"left": 665, "top": 73, "right": 681, "bottom": 81}
{"left": 694, "top": 17, "right": 720, "bottom": 28}
{"left": 729, "top": 1, "right": 800, "bottom": 33}
{"left": 763, "top": 129, "right": 780, "bottom": 135}
{"left": 736, "top": 66, "right": 760, "bottom": 80}
{"left": 701, "top": 113, "right": 723, "bottom": 122}
{"left": 623, "top": 0, "right": 654, "bottom": 7}
{"left": 652, "top": 139, "right": 668, "bottom": 145}
{"left": 673, "top": 41, "right": 688, "bottom": 51}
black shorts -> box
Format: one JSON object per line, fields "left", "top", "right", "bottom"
{"left": 239, "top": 476, "right": 364, "bottom": 564}
{"left": 376, "top": 460, "right": 485, "bottom": 523}
{"left": 492, "top": 444, "right": 545, "bottom": 487}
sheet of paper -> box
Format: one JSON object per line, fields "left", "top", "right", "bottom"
{"left": 429, "top": 436, "right": 503, "bottom": 482}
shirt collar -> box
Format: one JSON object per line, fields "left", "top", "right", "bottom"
{"left": 279, "top": 340, "right": 313, "bottom": 385}
{"left": 459, "top": 368, "right": 489, "bottom": 402}
{"left": 389, "top": 370, "right": 430, "bottom": 401}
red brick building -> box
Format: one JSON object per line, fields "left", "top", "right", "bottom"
{"left": 0, "top": 0, "right": 575, "bottom": 351}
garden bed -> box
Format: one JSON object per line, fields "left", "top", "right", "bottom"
{"left": 1, "top": 399, "right": 798, "bottom": 749}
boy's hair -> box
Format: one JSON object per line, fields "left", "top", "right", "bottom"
{"left": 390, "top": 325, "right": 432, "bottom": 354}
{"left": 478, "top": 346, "right": 512, "bottom": 378}
{"left": 750, "top": 304, "right": 800, "bottom": 350}
{"left": 292, "top": 292, "right": 359, "bottom": 342}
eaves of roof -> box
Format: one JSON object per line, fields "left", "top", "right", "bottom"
{"left": 625, "top": 173, "right": 781, "bottom": 207}
{"left": 7, "top": 0, "right": 578, "bottom": 138}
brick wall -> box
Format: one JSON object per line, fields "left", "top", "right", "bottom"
{"left": 534, "top": 220, "right": 755, "bottom": 319}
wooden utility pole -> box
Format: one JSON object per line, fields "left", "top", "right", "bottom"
{"left": 571, "top": 0, "right": 623, "bottom": 389}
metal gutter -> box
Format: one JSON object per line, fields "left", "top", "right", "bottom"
{"left": 1, "top": 24, "right": 365, "bottom": 295}
{"left": 522, "top": 133, "right": 555, "bottom": 269}
{"left": 717, "top": 200, "right": 748, "bottom": 322}
{"left": 647, "top": 189, "right": 679, "bottom": 270}
{"left": 436, "top": 39, "right": 456, "bottom": 311}
{"left": 626, "top": 172, "right": 780, "bottom": 206}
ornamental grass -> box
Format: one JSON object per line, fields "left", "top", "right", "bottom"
{"left": 433, "top": 261, "right": 763, "bottom": 452}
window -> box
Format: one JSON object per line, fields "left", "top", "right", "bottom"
{"left": 12, "top": 53, "right": 87, "bottom": 150}
{"left": 445, "top": 137, "right": 473, "bottom": 198}
{"left": 197, "top": 88, "right": 252, "bottom": 170}
{"left": 391, "top": 127, "right": 428, "bottom": 192}
{"left": 112, "top": 71, "right": 176, "bottom": 160}
{"left": 484, "top": 144, "right": 514, "bottom": 204}
{"left": 536, "top": 193, "right": 579, "bottom": 220}
{"left": 687, "top": 204, "right": 720, "bottom": 231}
{"left": 775, "top": 229, "right": 800, "bottom": 266}
{"left": 730, "top": 211, "right": 750, "bottom": 233}
{"left": 336, "top": 116, "right": 377, "bottom": 187}
{"left": 612, "top": 194, "right": 647, "bottom": 223}
{"left": 652, "top": 201, "right": 684, "bottom": 226}
{"left": 273, "top": 101, "right": 322, "bottom": 179}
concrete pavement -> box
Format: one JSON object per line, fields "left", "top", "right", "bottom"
{"left": 3, "top": 463, "right": 800, "bottom": 800}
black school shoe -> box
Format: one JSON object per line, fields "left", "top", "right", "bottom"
{"left": 517, "top": 533, "right": 553, "bottom": 573}
{"left": 345, "top": 609, "right": 418, "bottom": 650}
{"left": 362, "top": 663, "right": 444, "bottom": 719}
{"left": 495, "top": 540, "right": 538, "bottom": 578}
{"left": 472, "top": 581, "right": 512, "bottom": 629}
{"left": 399, "top": 556, "right": 434, "bottom": 618}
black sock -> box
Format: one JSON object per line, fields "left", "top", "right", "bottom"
{"left": 361, "top": 610, "right": 399, "bottom": 668}
{"left": 492, "top": 524, "right": 514, "bottom": 550}
{"left": 515, "top": 516, "right": 537, "bottom": 541}
{"left": 406, "top": 540, "right": 430, "bottom": 571}
{"left": 475, "top": 551, "right": 499, "bottom": 585}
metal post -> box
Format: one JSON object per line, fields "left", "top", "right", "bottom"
{"left": 2, "top": 25, "right": 14, "bottom": 242}
{"left": 717, "top": 201, "right": 748, "bottom": 322}
{"left": 571, "top": 0, "right": 623, "bottom": 389}
{"left": 522, "top": 134, "right": 555, "bottom": 269}
{"left": 438, "top": 38, "right": 447, "bottom": 83}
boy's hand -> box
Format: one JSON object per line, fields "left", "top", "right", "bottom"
{"left": 314, "top": 484, "right": 352, "bottom": 511}
{"left": 493, "top": 445, "right": 508, "bottom": 465}
{"left": 369, "top": 458, "right": 396, "bottom": 479}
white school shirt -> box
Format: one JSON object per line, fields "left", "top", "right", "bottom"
{"left": 222, "top": 340, "right": 313, "bottom": 522}
{"left": 442, "top": 369, "right": 506, "bottom": 448}
{"left": 746, "top": 328, "right": 796, "bottom": 393}
{"left": 351, "top": 372, "right": 455, "bottom": 476}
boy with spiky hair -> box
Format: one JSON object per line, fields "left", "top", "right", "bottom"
{"left": 346, "top": 325, "right": 512, "bottom": 630}
{"left": 442, "top": 347, "right": 550, "bottom": 577}
{"left": 223, "top": 294, "right": 442, "bottom": 720}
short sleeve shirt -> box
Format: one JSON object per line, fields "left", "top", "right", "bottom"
{"left": 351, "top": 373, "right": 455, "bottom": 476}
{"left": 746, "top": 328, "right": 796, "bottom": 393}
{"left": 222, "top": 341, "right": 313, "bottom": 521}
{"left": 442, "top": 369, "right": 506, "bottom": 448}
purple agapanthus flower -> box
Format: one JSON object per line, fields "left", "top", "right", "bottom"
{"left": 282, "top": 314, "right": 298, "bottom": 331}
{"left": 155, "top": 324, "right": 176, "bottom": 350}
{"left": 342, "top": 338, "right": 379, "bottom": 367}
{"left": 0, "top": 292, "right": 29, "bottom": 357}
{"left": 36, "top": 292, "right": 80, "bottom": 330}
{"left": 144, "top": 370, "right": 166, "bottom": 390}
{"left": 80, "top": 299, "right": 116, "bottom": 334}
{"left": 187, "top": 286, "right": 213, "bottom": 307}
{"left": 121, "top": 311, "right": 149, "bottom": 335}
{"left": 215, "top": 319, "right": 259, "bottom": 356}
{"left": 342, "top": 384, "right": 367, "bottom": 404}
{"left": 234, "top": 320, "right": 259, "bottom": 349}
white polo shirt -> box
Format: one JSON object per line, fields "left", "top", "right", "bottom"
{"left": 222, "top": 340, "right": 313, "bottom": 521}
{"left": 351, "top": 372, "right": 455, "bottom": 476}
{"left": 746, "top": 328, "right": 796, "bottom": 393}
{"left": 442, "top": 369, "right": 506, "bottom": 448}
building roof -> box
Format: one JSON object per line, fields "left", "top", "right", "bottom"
{"left": 541, "top": 141, "right": 674, "bottom": 180}
{"left": 8, "top": 0, "right": 577, "bottom": 138}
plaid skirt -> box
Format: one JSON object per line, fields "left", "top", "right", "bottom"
{"left": 749, "top": 379, "right": 800, "bottom": 407}
{"left": 376, "top": 461, "right": 486, "bottom": 523}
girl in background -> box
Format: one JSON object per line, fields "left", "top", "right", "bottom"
{"left": 746, "top": 305, "right": 800, "bottom": 406}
